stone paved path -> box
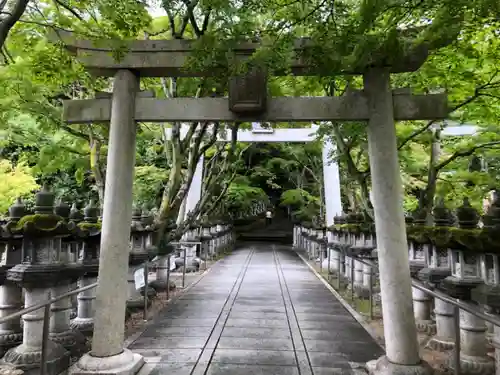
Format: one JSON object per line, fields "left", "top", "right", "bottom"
{"left": 130, "top": 244, "right": 383, "bottom": 375}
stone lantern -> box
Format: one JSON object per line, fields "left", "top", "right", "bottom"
{"left": 209, "top": 223, "right": 219, "bottom": 257}
{"left": 407, "top": 213, "right": 426, "bottom": 276}
{"left": 441, "top": 199, "right": 482, "bottom": 299}
{"left": 127, "top": 206, "right": 151, "bottom": 309}
{"left": 299, "top": 223, "right": 308, "bottom": 252}
{"left": 2, "top": 186, "right": 71, "bottom": 375}
{"left": 67, "top": 203, "right": 84, "bottom": 318}
{"left": 0, "top": 198, "right": 24, "bottom": 356}
{"left": 178, "top": 223, "right": 200, "bottom": 272}
{"left": 419, "top": 199, "right": 455, "bottom": 351}
{"left": 215, "top": 220, "right": 225, "bottom": 254}
{"left": 348, "top": 216, "right": 376, "bottom": 299}
{"left": 49, "top": 199, "right": 87, "bottom": 357}
{"left": 141, "top": 206, "right": 156, "bottom": 250}
{"left": 442, "top": 198, "right": 494, "bottom": 375}
{"left": 70, "top": 202, "right": 100, "bottom": 336}
{"left": 418, "top": 199, "right": 453, "bottom": 284}
{"left": 327, "top": 216, "right": 342, "bottom": 277}
{"left": 55, "top": 200, "right": 72, "bottom": 263}
{"left": 408, "top": 210, "right": 434, "bottom": 335}
{"left": 471, "top": 193, "right": 500, "bottom": 373}
{"left": 308, "top": 225, "right": 319, "bottom": 260}
{"left": 151, "top": 220, "right": 176, "bottom": 292}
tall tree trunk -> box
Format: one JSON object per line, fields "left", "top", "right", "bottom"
{"left": 89, "top": 137, "right": 105, "bottom": 206}
{"left": 423, "top": 127, "right": 441, "bottom": 224}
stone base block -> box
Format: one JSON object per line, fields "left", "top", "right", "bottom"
{"left": 50, "top": 328, "right": 88, "bottom": 357}
{"left": 426, "top": 336, "right": 454, "bottom": 351}
{"left": 1, "top": 341, "right": 70, "bottom": 375}
{"left": 148, "top": 279, "right": 176, "bottom": 292}
{"left": 366, "top": 356, "right": 433, "bottom": 375}
{"left": 126, "top": 298, "right": 149, "bottom": 311}
{"left": 353, "top": 284, "right": 371, "bottom": 299}
{"left": 71, "top": 349, "right": 144, "bottom": 375}
{"left": 448, "top": 351, "right": 495, "bottom": 375}
{"left": 0, "top": 332, "right": 23, "bottom": 358}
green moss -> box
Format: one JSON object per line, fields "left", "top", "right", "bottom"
{"left": 320, "top": 220, "right": 500, "bottom": 253}
{"left": 15, "top": 214, "right": 64, "bottom": 231}
{"left": 77, "top": 222, "right": 102, "bottom": 231}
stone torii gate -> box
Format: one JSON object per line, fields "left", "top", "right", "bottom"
{"left": 59, "top": 33, "right": 447, "bottom": 375}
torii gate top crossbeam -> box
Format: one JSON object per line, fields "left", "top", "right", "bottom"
{"left": 55, "top": 31, "right": 429, "bottom": 77}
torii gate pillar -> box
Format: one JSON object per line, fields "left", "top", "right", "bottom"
{"left": 73, "top": 70, "right": 145, "bottom": 375}
{"left": 365, "top": 69, "right": 431, "bottom": 375}
{"left": 322, "top": 138, "right": 341, "bottom": 226}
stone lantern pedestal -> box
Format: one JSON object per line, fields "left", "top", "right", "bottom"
{"left": 151, "top": 222, "right": 177, "bottom": 292}
{"left": 127, "top": 252, "right": 150, "bottom": 309}
{"left": 199, "top": 224, "right": 212, "bottom": 261}
{"left": 209, "top": 225, "right": 218, "bottom": 257}
{"left": 441, "top": 250, "right": 494, "bottom": 374}
{"left": 418, "top": 242, "right": 453, "bottom": 351}
{"left": 409, "top": 213, "right": 435, "bottom": 335}
{"left": 329, "top": 227, "right": 344, "bottom": 278}
{"left": 0, "top": 266, "right": 22, "bottom": 358}
{"left": 417, "top": 200, "right": 455, "bottom": 351}
{"left": 349, "top": 238, "right": 376, "bottom": 300}
{"left": 48, "top": 201, "right": 87, "bottom": 357}
{"left": 70, "top": 203, "right": 100, "bottom": 337}
{"left": 127, "top": 208, "right": 155, "bottom": 310}
{"left": 472, "top": 278, "right": 500, "bottom": 374}
{"left": 410, "top": 241, "right": 434, "bottom": 334}
{"left": 0, "top": 199, "right": 25, "bottom": 357}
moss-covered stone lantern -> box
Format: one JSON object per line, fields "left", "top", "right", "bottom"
{"left": 418, "top": 199, "right": 453, "bottom": 285}
{"left": 440, "top": 199, "right": 482, "bottom": 300}
{"left": 446, "top": 199, "right": 495, "bottom": 375}
{"left": 2, "top": 185, "right": 71, "bottom": 375}
{"left": 419, "top": 199, "right": 455, "bottom": 351}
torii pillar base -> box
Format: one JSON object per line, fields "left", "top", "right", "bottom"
{"left": 70, "top": 350, "right": 144, "bottom": 375}
{"left": 367, "top": 356, "right": 434, "bottom": 375}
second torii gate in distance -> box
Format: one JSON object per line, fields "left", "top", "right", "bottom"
{"left": 165, "top": 122, "right": 343, "bottom": 226}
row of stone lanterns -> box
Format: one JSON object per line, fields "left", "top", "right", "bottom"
{"left": 0, "top": 185, "right": 238, "bottom": 375}
{"left": 0, "top": 186, "right": 90, "bottom": 374}
{"left": 295, "top": 216, "right": 377, "bottom": 300}
{"left": 294, "top": 196, "right": 500, "bottom": 375}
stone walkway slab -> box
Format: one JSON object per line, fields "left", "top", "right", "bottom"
{"left": 130, "top": 244, "right": 383, "bottom": 375}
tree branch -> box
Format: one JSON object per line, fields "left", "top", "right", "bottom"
{"left": 181, "top": 0, "right": 201, "bottom": 37}
{"left": 51, "top": 0, "right": 85, "bottom": 21}
{"left": 0, "top": 0, "right": 29, "bottom": 49}
{"left": 435, "top": 142, "right": 500, "bottom": 172}
{"left": 398, "top": 78, "right": 500, "bottom": 150}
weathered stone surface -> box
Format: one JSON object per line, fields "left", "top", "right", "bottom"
{"left": 63, "top": 94, "right": 448, "bottom": 124}
{"left": 55, "top": 32, "right": 430, "bottom": 76}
